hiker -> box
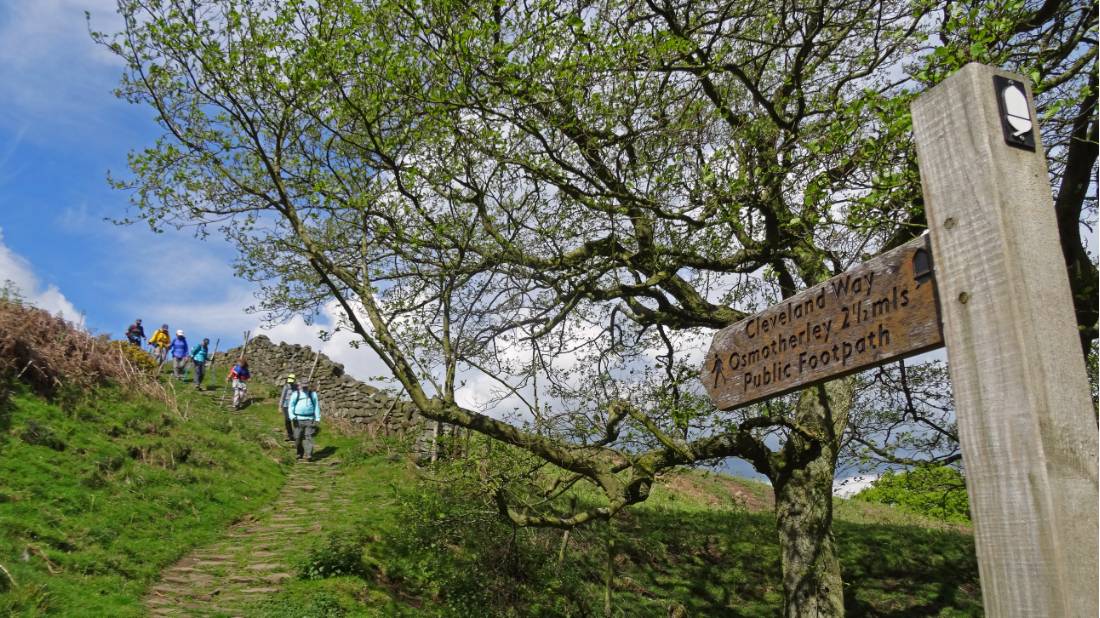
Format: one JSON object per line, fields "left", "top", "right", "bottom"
{"left": 278, "top": 373, "right": 298, "bottom": 441}
{"left": 125, "top": 319, "right": 145, "bottom": 346}
{"left": 168, "top": 330, "right": 190, "bottom": 381}
{"left": 289, "top": 381, "right": 321, "bottom": 461}
{"left": 190, "top": 338, "right": 210, "bottom": 390}
{"left": 227, "top": 359, "right": 251, "bottom": 410}
{"left": 149, "top": 324, "right": 171, "bottom": 365}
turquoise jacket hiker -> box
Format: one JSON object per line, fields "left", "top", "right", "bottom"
{"left": 289, "top": 390, "right": 320, "bottom": 422}
{"left": 190, "top": 343, "right": 209, "bottom": 363}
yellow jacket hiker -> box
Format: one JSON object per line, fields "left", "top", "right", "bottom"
{"left": 149, "top": 326, "right": 171, "bottom": 365}
{"left": 149, "top": 328, "right": 170, "bottom": 348}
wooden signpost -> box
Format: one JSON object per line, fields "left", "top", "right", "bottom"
{"left": 703, "top": 235, "right": 943, "bottom": 409}
{"left": 701, "top": 63, "right": 1098, "bottom": 617}
{"left": 911, "top": 64, "right": 1097, "bottom": 617}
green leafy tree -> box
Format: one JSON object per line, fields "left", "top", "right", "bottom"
{"left": 95, "top": 0, "right": 1094, "bottom": 614}
{"left": 855, "top": 466, "right": 971, "bottom": 523}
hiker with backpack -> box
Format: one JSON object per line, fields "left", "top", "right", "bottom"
{"left": 289, "top": 382, "right": 321, "bottom": 461}
{"left": 226, "top": 359, "right": 251, "bottom": 410}
{"left": 168, "top": 330, "right": 190, "bottom": 381}
{"left": 190, "top": 338, "right": 210, "bottom": 390}
{"left": 278, "top": 373, "right": 298, "bottom": 441}
{"left": 125, "top": 319, "right": 145, "bottom": 346}
{"left": 149, "top": 324, "right": 171, "bottom": 365}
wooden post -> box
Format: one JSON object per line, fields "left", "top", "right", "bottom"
{"left": 306, "top": 348, "right": 321, "bottom": 384}
{"left": 911, "top": 63, "right": 1098, "bottom": 616}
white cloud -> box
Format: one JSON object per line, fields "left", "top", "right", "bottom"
{"left": 259, "top": 303, "right": 392, "bottom": 384}
{"left": 142, "top": 288, "right": 258, "bottom": 340}
{"left": 0, "top": 227, "right": 83, "bottom": 324}
{"left": 833, "top": 474, "right": 880, "bottom": 498}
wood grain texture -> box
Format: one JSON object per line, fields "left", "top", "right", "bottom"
{"left": 912, "top": 63, "right": 1098, "bottom": 617}
{"left": 702, "top": 236, "right": 943, "bottom": 410}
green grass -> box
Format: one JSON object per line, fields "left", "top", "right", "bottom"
{"left": 0, "top": 379, "right": 289, "bottom": 616}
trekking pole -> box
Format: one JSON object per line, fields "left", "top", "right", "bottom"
{"left": 208, "top": 338, "right": 221, "bottom": 369}
{"left": 306, "top": 348, "right": 321, "bottom": 384}
{"left": 203, "top": 338, "right": 220, "bottom": 393}
{"left": 239, "top": 330, "right": 252, "bottom": 360}
{"left": 218, "top": 367, "right": 232, "bottom": 407}
{"left": 238, "top": 330, "right": 253, "bottom": 407}
{"left": 304, "top": 348, "right": 322, "bottom": 439}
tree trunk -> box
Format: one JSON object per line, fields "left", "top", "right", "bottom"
{"left": 769, "top": 379, "right": 853, "bottom": 617}
{"left": 773, "top": 446, "right": 844, "bottom": 617}
{"left": 429, "top": 420, "right": 441, "bottom": 463}
{"left": 604, "top": 521, "right": 614, "bottom": 617}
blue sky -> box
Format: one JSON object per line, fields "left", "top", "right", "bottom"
{"left": 0, "top": 0, "right": 394, "bottom": 380}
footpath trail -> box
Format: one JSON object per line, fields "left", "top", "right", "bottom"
{"left": 144, "top": 457, "right": 349, "bottom": 617}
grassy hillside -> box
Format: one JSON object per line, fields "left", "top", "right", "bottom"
{"left": 0, "top": 370, "right": 980, "bottom": 616}
{"left": 0, "top": 379, "right": 292, "bottom": 615}
{"left": 320, "top": 454, "right": 982, "bottom": 617}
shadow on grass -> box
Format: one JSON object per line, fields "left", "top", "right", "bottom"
{"left": 606, "top": 507, "right": 982, "bottom": 617}
{"left": 370, "top": 496, "right": 981, "bottom": 617}
{"left": 835, "top": 519, "right": 981, "bottom": 616}
{"left": 311, "top": 446, "right": 338, "bottom": 461}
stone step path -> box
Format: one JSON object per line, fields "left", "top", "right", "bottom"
{"left": 144, "top": 458, "right": 343, "bottom": 617}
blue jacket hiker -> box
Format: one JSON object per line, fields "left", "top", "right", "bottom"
{"left": 289, "top": 383, "right": 321, "bottom": 461}
{"left": 190, "top": 338, "right": 210, "bottom": 389}
{"left": 169, "top": 331, "right": 189, "bottom": 381}
{"left": 227, "top": 361, "right": 251, "bottom": 410}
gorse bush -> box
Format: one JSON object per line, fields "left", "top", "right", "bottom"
{"left": 0, "top": 297, "right": 170, "bottom": 411}
{"left": 109, "top": 339, "right": 159, "bottom": 375}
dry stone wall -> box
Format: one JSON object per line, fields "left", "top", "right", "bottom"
{"left": 212, "top": 335, "right": 425, "bottom": 438}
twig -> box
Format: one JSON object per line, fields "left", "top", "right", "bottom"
{"left": 15, "top": 360, "right": 36, "bottom": 379}
{"left": 27, "top": 545, "right": 61, "bottom": 574}
{"left": 0, "top": 562, "right": 14, "bottom": 591}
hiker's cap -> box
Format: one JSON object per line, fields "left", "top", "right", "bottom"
{"left": 287, "top": 373, "right": 296, "bottom": 382}
{"left": 176, "top": 330, "right": 184, "bottom": 336}
{"left": 162, "top": 324, "right": 168, "bottom": 329}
